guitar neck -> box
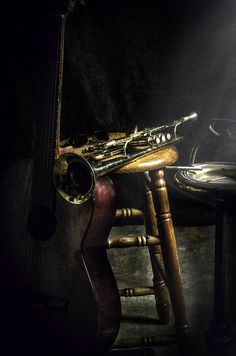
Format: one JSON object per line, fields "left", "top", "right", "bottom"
{"left": 32, "top": 7, "right": 70, "bottom": 197}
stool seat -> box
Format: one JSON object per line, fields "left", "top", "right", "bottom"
{"left": 114, "top": 145, "right": 178, "bottom": 174}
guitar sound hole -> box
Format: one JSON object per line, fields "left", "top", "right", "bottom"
{"left": 27, "top": 205, "right": 57, "bottom": 241}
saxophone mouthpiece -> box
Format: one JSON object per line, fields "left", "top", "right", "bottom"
{"left": 184, "top": 112, "right": 198, "bottom": 122}
{"left": 133, "top": 124, "right": 138, "bottom": 134}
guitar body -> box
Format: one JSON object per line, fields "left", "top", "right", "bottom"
{"left": 0, "top": 159, "right": 121, "bottom": 355}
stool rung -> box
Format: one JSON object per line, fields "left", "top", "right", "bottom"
{"left": 113, "top": 335, "right": 176, "bottom": 348}
{"left": 115, "top": 208, "right": 144, "bottom": 225}
{"left": 107, "top": 235, "right": 160, "bottom": 249}
{"left": 116, "top": 208, "right": 144, "bottom": 219}
{"left": 119, "top": 287, "right": 154, "bottom": 297}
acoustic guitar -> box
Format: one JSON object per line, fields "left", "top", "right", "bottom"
{"left": 0, "top": 2, "right": 121, "bottom": 355}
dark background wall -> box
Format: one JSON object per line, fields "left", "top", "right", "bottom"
{"left": 3, "top": 0, "right": 236, "bottom": 170}
{"left": 1, "top": 3, "right": 236, "bottom": 355}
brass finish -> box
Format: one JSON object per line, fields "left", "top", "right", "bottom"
{"left": 141, "top": 174, "right": 170, "bottom": 325}
{"left": 60, "top": 144, "right": 178, "bottom": 173}
{"left": 79, "top": 112, "right": 197, "bottom": 160}
{"left": 55, "top": 113, "right": 197, "bottom": 204}
{"left": 119, "top": 287, "right": 154, "bottom": 297}
{"left": 113, "top": 335, "right": 176, "bottom": 348}
{"left": 107, "top": 235, "right": 160, "bottom": 249}
{"left": 59, "top": 132, "right": 126, "bottom": 156}
{"left": 53, "top": 146, "right": 178, "bottom": 204}
{"left": 151, "top": 170, "right": 189, "bottom": 336}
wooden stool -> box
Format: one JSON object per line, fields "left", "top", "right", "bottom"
{"left": 107, "top": 145, "right": 189, "bottom": 352}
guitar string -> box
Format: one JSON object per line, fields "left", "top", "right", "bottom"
{"left": 24, "top": 15, "right": 63, "bottom": 296}
{"left": 35, "top": 18, "right": 62, "bottom": 291}
{"left": 30, "top": 25, "right": 58, "bottom": 292}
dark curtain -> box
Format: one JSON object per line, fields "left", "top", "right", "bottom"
{"left": 3, "top": 0, "right": 236, "bottom": 168}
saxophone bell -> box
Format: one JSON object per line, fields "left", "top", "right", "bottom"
{"left": 53, "top": 154, "right": 96, "bottom": 204}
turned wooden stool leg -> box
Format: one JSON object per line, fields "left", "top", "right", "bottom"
{"left": 150, "top": 170, "right": 189, "bottom": 351}
{"left": 141, "top": 173, "right": 170, "bottom": 325}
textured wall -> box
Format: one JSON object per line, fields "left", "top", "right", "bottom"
{"left": 61, "top": 0, "right": 236, "bottom": 162}
{"left": 3, "top": 0, "right": 236, "bottom": 223}
{"left": 5, "top": 0, "right": 236, "bottom": 163}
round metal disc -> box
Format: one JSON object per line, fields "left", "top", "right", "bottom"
{"left": 175, "top": 162, "right": 236, "bottom": 195}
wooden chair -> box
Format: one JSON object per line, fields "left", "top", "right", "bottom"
{"left": 106, "top": 144, "right": 189, "bottom": 353}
